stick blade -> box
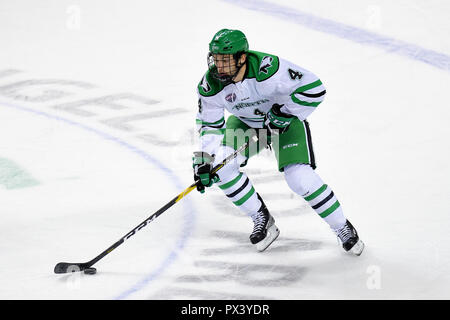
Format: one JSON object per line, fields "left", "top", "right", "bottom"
{"left": 54, "top": 262, "right": 89, "bottom": 274}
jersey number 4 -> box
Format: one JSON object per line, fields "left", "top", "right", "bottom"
{"left": 288, "top": 68, "right": 303, "bottom": 80}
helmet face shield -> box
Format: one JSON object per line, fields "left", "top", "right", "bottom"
{"left": 207, "top": 52, "right": 239, "bottom": 83}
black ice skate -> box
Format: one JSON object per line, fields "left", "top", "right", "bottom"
{"left": 249, "top": 196, "right": 280, "bottom": 252}
{"left": 334, "top": 220, "right": 364, "bottom": 256}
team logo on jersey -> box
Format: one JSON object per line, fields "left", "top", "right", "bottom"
{"left": 233, "top": 99, "right": 270, "bottom": 111}
{"left": 225, "top": 93, "right": 237, "bottom": 103}
{"left": 259, "top": 56, "right": 273, "bottom": 74}
{"left": 200, "top": 76, "right": 211, "bottom": 93}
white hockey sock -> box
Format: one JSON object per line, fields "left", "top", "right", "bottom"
{"left": 214, "top": 146, "right": 261, "bottom": 217}
{"left": 217, "top": 172, "right": 262, "bottom": 216}
{"left": 284, "top": 163, "right": 346, "bottom": 230}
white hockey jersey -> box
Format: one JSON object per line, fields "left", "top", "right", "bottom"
{"left": 196, "top": 50, "right": 326, "bottom": 154}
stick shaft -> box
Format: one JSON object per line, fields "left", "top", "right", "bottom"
{"left": 101, "top": 139, "right": 251, "bottom": 253}
{"left": 55, "top": 140, "right": 252, "bottom": 273}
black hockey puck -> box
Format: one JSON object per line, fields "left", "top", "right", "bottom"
{"left": 83, "top": 267, "right": 97, "bottom": 275}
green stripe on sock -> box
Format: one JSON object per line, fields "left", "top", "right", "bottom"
{"left": 233, "top": 186, "right": 255, "bottom": 206}
{"left": 218, "top": 173, "right": 243, "bottom": 190}
{"left": 319, "top": 200, "right": 341, "bottom": 218}
{"left": 196, "top": 117, "right": 225, "bottom": 126}
{"left": 304, "top": 184, "right": 328, "bottom": 201}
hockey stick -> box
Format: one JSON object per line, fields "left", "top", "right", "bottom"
{"left": 54, "top": 138, "right": 254, "bottom": 274}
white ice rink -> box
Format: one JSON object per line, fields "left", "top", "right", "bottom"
{"left": 1, "top": 0, "right": 449, "bottom": 300}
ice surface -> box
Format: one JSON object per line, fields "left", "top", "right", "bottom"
{"left": 0, "top": 0, "right": 449, "bottom": 299}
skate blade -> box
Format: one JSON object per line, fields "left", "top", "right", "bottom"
{"left": 349, "top": 239, "right": 365, "bottom": 256}
{"left": 255, "top": 224, "right": 280, "bottom": 252}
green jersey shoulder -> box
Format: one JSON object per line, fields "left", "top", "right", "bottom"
{"left": 197, "top": 50, "right": 280, "bottom": 97}
{"left": 245, "top": 50, "right": 280, "bottom": 82}
{"left": 197, "top": 69, "right": 225, "bottom": 97}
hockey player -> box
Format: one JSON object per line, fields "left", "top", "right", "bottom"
{"left": 193, "top": 29, "right": 364, "bottom": 255}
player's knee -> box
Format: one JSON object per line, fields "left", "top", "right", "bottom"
{"left": 284, "top": 163, "right": 323, "bottom": 196}
{"left": 213, "top": 146, "right": 245, "bottom": 182}
{"left": 216, "top": 162, "right": 240, "bottom": 182}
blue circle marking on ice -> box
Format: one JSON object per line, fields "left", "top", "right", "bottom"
{"left": 0, "top": 101, "right": 196, "bottom": 299}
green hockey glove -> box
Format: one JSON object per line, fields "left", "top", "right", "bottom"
{"left": 265, "top": 103, "right": 295, "bottom": 134}
{"left": 192, "top": 151, "right": 219, "bottom": 193}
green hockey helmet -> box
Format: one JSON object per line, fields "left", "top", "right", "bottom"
{"left": 209, "top": 29, "right": 249, "bottom": 54}
{"left": 207, "top": 29, "right": 249, "bottom": 83}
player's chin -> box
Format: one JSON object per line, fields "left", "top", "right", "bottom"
{"left": 217, "top": 73, "right": 233, "bottom": 82}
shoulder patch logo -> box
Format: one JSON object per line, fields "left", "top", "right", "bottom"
{"left": 200, "top": 76, "right": 211, "bottom": 93}
{"left": 225, "top": 93, "right": 237, "bottom": 103}
{"left": 259, "top": 56, "right": 273, "bottom": 74}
